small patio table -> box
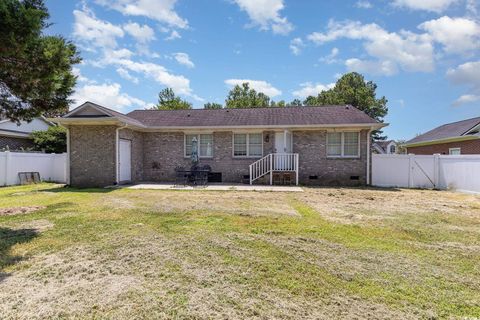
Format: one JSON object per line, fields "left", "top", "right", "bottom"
{"left": 175, "top": 169, "right": 210, "bottom": 186}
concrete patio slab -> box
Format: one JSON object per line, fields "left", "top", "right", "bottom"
{"left": 123, "top": 183, "right": 303, "bottom": 192}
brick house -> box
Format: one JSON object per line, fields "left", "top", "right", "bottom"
{"left": 404, "top": 117, "right": 480, "bottom": 155}
{"left": 54, "top": 102, "right": 385, "bottom": 187}
{"left": 0, "top": 117, "right": 52, "bottom": 151}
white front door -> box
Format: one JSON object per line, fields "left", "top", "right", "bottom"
{"left": 119, "top": 139, "right": 132, "bottom": 182}
{"left": 275, "top": 132, "right": 286, "bottom": 153}
{"left": 275, "top": 131, "right": 292, "bottom": 153}
{"left": 274, "top": 131, "right": 293, "bottom": 170}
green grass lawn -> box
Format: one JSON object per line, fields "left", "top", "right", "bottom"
{"left": 0, "top": 183, "right": 479, "bottom": 319}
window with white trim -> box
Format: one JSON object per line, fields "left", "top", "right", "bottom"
{"left": 233, "top": 133, "right": 263, "bottom": 157}
{"left": 449, "top": 147, "right": 461, "bottom": 155}
{"left": 326, "top": 132, "right": 360, "bottom": 157}
{"left": 185, "top": 134, "right": 213, "bottom": 157}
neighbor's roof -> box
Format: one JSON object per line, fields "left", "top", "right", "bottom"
{"left": 405, "top": 116, "right": 480, "bottom": 146}
{"left": 55, "top": 102, "right": 385, "bottom": 130}
{"left": 127, "top": 105, "right": 381, "bottom": 128}
{"left": 372, "top": 140, "right": 394, "bottom": 153}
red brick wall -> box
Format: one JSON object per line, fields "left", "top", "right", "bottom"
{"left": 407, "top": 139, "right": 480, "bottom": 155}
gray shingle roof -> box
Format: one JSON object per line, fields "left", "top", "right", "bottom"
{"left": 406, "top": 117, "right": 480, "bottom": 145}
{"left": 126, "top": 105, "right": 379, "bottom": 127}
{"left": 373, "top": 140, "right": 394, "bottom": 152}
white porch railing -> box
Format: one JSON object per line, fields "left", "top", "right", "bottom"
{"left": 249, "top": 153, "right": 299, "bottom": 185}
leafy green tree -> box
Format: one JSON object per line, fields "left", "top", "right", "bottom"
{"left": 204, "top": 102, "right": 223, "bottom": 109}
{"left": 270, "top": 100, "right": 286, "bottom": 107}
{"left": 0, "top": 0, "right": 81, "bottom": 123}
{"left": 225, "top": 83, "right": 270, "bottom": 108}
{"left": 154, "top": 88, "right": 192, "bottom": 110}
{"left": 288, "top": 99, "right": 302, "bottom": 107}
{"left": 303, "top": 96, "right": 318, "bottom": 106}
{"left": 31, "top": 125, "right": 66, "bottom": 153}
{"left": 302, "top": 72, "right": 388, "bottom": 139}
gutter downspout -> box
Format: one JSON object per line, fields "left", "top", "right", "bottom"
{"left": 66, "top": 127, "right": 70, "bottom": 185}
{"left": 115, "top": 123, "right": 128, "bottom": 185}
{"left": 366, "top": 129, "right": 372, "bottom": 185}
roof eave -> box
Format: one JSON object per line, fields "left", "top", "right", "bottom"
{"left": 0, "top": 130, "right": 31, "bottom": 138}
{"left": 404, "top": 135, "right": 480, "bottom": 147}
{"left": 137, "top": 122, "right": 386, "bottom": 131}
{"left": 50, "top": 117, "right": 145, "bottom": 128}
{"left": 50, "top": 118, "right": 385, "bottom": 131}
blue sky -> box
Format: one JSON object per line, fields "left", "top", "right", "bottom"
{"left": 44, "top": 0, "right": 479, "bottom": 140}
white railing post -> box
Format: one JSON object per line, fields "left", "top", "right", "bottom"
{"left": 249, "top": 164, "right": 253, "bottom": 185}
{"left": 269, "top": 154, "right": 273, "bottom": 185}
{"left": 295, "top": 153, "right": 299, "bottom": 185}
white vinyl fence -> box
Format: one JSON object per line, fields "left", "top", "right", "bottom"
{"left": 372, "top": 154, "right": 480, "bottom": 193}
{"left": 0, "top": 151, "right": 67, "bottom": 186}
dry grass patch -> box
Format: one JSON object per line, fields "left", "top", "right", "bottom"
{"left": 99, "top": 190, "right": 299, "bottom": 217}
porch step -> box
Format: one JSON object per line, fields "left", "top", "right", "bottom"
{"left": 249, "top": 153, "right": 299, "bottom": 185}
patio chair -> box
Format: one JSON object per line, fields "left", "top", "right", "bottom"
{"left": 201, "top": 164, "right": 212, "bottom": 172}
{"left": 174, "top": 167, "right": 188, "bottom": 186}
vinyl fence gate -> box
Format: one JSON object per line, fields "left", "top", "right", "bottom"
{"left": 372, "top": 154, "right": 480, "bottom": 194}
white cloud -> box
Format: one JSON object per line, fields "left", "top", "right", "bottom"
{"left": 466, "top": 0, "right": 478, "bottom": 16}
{"left": 165, "top": 30, "right": 181, "bottom": 40}
{"left": 392, "top": 0, "right": 459, "bottom": 13}
{"left": 106, "top": 48, "right": 135, "bottom": 60}
{"left": 452, "top": 94, "right": 480, "bottom": 106}
{"left": 356, "top": 1, "right": 372, "bottom": 9}
{"left": 95, "top": 0, "right": 188, "bottom": 29}
{"left": 73, "top": 8, "right": 124, "bottom": 49}
{"left": 419, "top": 16, "right": 480, "bottom": 54}
{"left": 289, "top": 38, "right": 304, "bottom": 55}
{"left": 292, "top": 82, "right": 335, "bottom": 98}
{"left": 345, "top": 58, "right": 398, "bottom": 76}
{"left": 447, "top": 61, "right": 480, "bottom": 106}
{"left": 72, "top": 67, "right": 91, "bottom": 83}
{"left": 114, "top": 58, "right": 201, "bottom": 100}
{"left": 232, "top": 0, "right": 293, "bottom": 35}
{"left": 123, "top": 22, "right": 155, "bottom": 43}
{"left": 307, "top": 20, "right": 435, "bottom": 75}
{"left": 319, "top": 47, "right": 340, "bottom": 64}
{"left": 72, "top": 82, "right": 147, "bottom": 111}
{"left": 173, "top": 52, "right": 194, "bottom": 68}
{"left": 225, "top": 79, "right": 282, "bottom": 97}
{"left": 447, "top": 61, "right": 480, "bottom": 87}
{"left": 116, "top": 67, "right": 139, "bottom": 84}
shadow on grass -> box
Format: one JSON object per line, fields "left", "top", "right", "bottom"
{"left": 304, "top": 185, "right": 403, "bottom": 192}
{"left": 0, "top": 227, "right": 38, "bottom": 282}
{"left": 37, "top": 186, "right": 115, "bottom": 193}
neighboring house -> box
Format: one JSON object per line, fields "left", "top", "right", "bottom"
{"left": 372, "top": 140, "right": 397, "bottom": 154}
{"left": 0, "top": 117, "right": 52, "bottom": 151}
{"left": 404, "top": 117, "right": 480, "bottom": 155}
{"left": 53, "top": 102, "right": 385, "bottom": 187}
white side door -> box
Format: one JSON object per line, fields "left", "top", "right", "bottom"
{"left": 275, "top": 132, "right": 285, "bottom": 153}
{"left": 119, "top": 139, "right": 132, "bottom": 183}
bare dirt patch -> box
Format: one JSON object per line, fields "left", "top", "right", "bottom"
{"left": 0, "top": 206, "right": 45, "bottom": 216}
